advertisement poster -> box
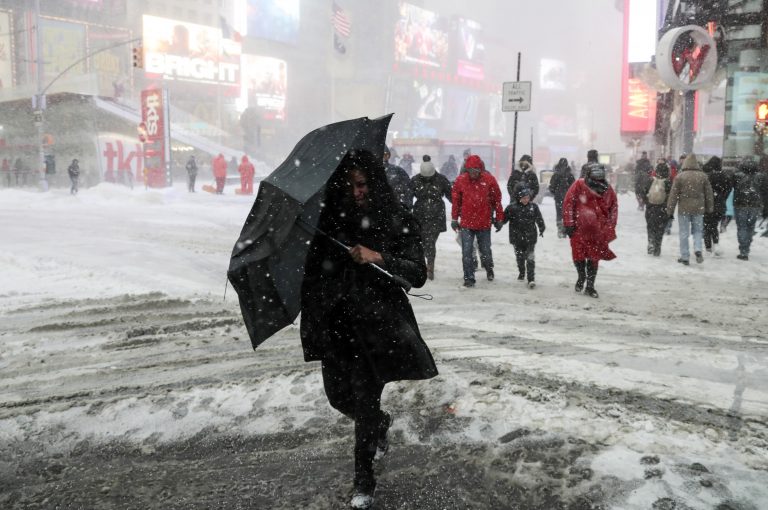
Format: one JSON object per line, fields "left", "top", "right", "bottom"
{"left": 455, "top": 18, "right": 484, "bottom": 80}
{"left": 141, "top": 88, "right": 168, "bottom": 188}
{"left": 143, "top": 15, "right": 240, "bottom": 94}
{"left": 247, "top": 0, "right": 300, "bottom": 44}
{"left": 444, "top": 87, "right": 479, "bottom": 133}
{"left": 0, "top": 11, "right": 13, "bottom": 90}
{"left": 88, "top": 26, "right": 131, "bottom": 98}
{"left": 241, "top": 54, "right": 287, "bottom": 120}
{"left": 394, "top": 3, "right": 449, "bottom": 68}
{"left": 40, "top": 17, "right": 86, "bottom": 84}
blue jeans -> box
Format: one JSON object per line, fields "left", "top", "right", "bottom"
{"left": 460, "top": 228, "right": 493, "bottom": 282}
{"left": 678, "top": 213, "right": 703, "bottom": 261}
{"left": 734, "top": 207, "right": 760, "bottom": 255}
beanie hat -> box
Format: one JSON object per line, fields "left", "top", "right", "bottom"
{"left": 419, "top": 161, "right": 436, "bottom": 177}
{"left": 519, "top": 154, "right": 533, "bottom": 165}
{"left": 464, "top": 155, "right": 485, "bottom": 171}
{"left": 515, "top": 186, "right": 531, "bottom": 199}
{"left": 587, "top": 149, "right": 598, "bottom": 161}
{"left": 589, "top": 164, "right": 606, "bottom": 181}
{"left": 655, "top": 162, "right": 670, "bottom": 179}
{"left": 681, "top": 154, "right": 700, "bottom": 170}
{"left": 422, "top": 154, "right": 431, "bottom": 162}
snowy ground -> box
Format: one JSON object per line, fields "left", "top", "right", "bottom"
{"left": 1, "top": 182, "right": 767, "bottom": 510}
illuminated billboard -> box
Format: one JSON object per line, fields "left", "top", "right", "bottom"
{"left": 540, "top": 59, "right": 566, "bottom": 91}
{"left": 247, "top": 0, "right": 300, "bottom": 44}
{"left": 394, "top": 2, "right": 449, "bottom": 68}
{"left": 88, "top": 26, "right": 131, "bottom": 98}
{"left": 241, "top": 55, "right": 286, "bottom": 120}
{"left": 40, "top": 18, "right": 87, "bottom": 84}
{"left": 142, "top": 15, "right": 240, "bottom": 93}
{"left": 620, "top": 0, "right": 657, "bottom": 134}
{"left": 455, "top": 18, "right": 484, "bottom": 80}
{"left": 0, "top": 11, "right": 13, "bottom": 89}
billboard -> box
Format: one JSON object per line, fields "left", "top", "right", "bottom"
{"left": 540, "top": 59, "right": 567, "bottom": 91}
{"left": 143, "top": 15, "right": 240, "bottom": 94}
{"left": 241, "top": 55, "right": 287, "bottom": 120}
{"left": 141, "top": 88, "right": 170, "bottom": 188}
{"left": 455, "top": 18, "right": 484, "bottom": 80}
{"left": 247, "top": 0, "right": 300, "bottom": 44}
{"left": 394, "top": 3, "right": 449, "bottom": 68}
{"left": 444, "top": 87, "right": 479, "bottom": 133}
{"left": 0, "top": 11, "right": 13, "bottom": 90}
{"left": 40, "top": 18, "right": 87, "bottom": 84}
{"left": 96, "top": 134, "right": 144, "bottom": 183}
{"left": 620, "top": 0, "right": 657, "bottom": 134}
{"left": 88, "top": 26, "right": 131, "bottom": 98}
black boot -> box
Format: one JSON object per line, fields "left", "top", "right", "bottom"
{"left": 584, "top": 261, "right": 599, "bottom": 298}
{"left": 574, "top": 261, "right": 586, "bottom": 292}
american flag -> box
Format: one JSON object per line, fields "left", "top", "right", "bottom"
{"left": 332, "top": 2, "right": 351, "bottom": 38}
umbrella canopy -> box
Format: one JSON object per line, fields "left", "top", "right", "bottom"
{"left": 227, "top": 114, "right": 393, "bottom": 349}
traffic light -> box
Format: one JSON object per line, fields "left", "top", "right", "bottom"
{"left": 132, "top": 46, "right": 144, "bottom": 69}
{"left": 757, "top": 100, "right": 768, "bottom": 123}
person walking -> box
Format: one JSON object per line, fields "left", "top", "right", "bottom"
{"left": 498, "top": 186, "right": 545, "bottom": 288}
{"left": 451, "top": 155, "right": 504, "bottom": 287}
{"left": 440, "top": 154, "right": 459, "bottom": 182}
{"left": 665, "top": 154, "right": 714, "bottom": 265}
{"left": 702, "top": 156, "right": 732, "bottom": 255}
{"left": 13, "top": 157, "right": 23, "bottom": 187}
{"left": 507, "top": 154, "right": 539, "bottom": 200}
{"left": 1, "top": 158, "right": 10, "bottom": 187}
{"left": 634, "top": 151, "right": 653, "bottom": 211}
{"left": 185, "top": 155, "right": 198, "bottom": 192}
{"left": 548, "top": 157, "right": 575, "bottom": 237}
{"left": 563, "top": 164, "right": 618, "bottom": 298}
{"left": 641, "top": 161, "right": 673, "bottom": 256}
{"left": 580, "top": 149, "right": 600, "bottom": 178}
{"left": 399, "top": 153, "right": 415, "bottom": 175}
{"left": 411, "top": 155, "right": 452, "bottom": 280}
{"left": 301, "top": 149, "right": 437, "bottom": 510}
{"left": 213, "top": 153, "right": 227, "bottom": 194}
{"left": 383, "top": 146, "right": 413, "bottom": 210}
{"left": 67, "top": 159, "right": 80, "bottom": 195}
{"left": 238, "top": 155, "right": 255, "bottom": 195}
{"left": 731, "top": 157, "right": 768, "bottom": 260}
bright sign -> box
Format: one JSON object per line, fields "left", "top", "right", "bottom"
{"left": 141, "top": 88, "right": 168, "bottom": 188}
{"left": 620, "top": 0, "right": 657, "bottom": 134}
{"left": 656, "top": 25, "right": 718, "bottom": 91}
{"left": 241, "top": 55, "right": 286, "bottom": 120}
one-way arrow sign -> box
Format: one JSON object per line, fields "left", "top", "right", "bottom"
{"left": 502, "top": 81, "right": 531, "bottom": 112}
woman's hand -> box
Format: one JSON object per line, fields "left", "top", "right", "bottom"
{"left": 349, "top": 244, "right": 384, "bottom": 265}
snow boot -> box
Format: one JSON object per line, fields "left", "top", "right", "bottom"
{"left": 528, "top": 281, "right": 536, "bottom": 289}
{"left": 737, "top": 254, "right": 749, "bottom": 261}
{"left": 517, "top": 272, "right": 525, "bottom": 281}
{"left": 584, "top": 262, "right": 598, "bottom": 298}
{"left": 557, "top": 221, "right": 565, "bottom": 239}
{"left": 677, "top": 258, "right": 689, "bottom": 265}
{"left": 574, "top": 261, "right": 587, "bottom": 293}
{"left": 713, "top": 243, "right": 722, "bottom": 256}
{"left": 486, "top": 268, "right": 494, "bottom": 281}
{"left": 695, "top": 251, "right": 704, "bottom": 264}
{"left": 350, "top": 489, "right": 375, "bottom": 509}
{"left": 374, "top": 412, "right": 391, "bottom": 461}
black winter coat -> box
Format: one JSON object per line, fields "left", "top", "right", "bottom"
{"left": 385, "top": 163, "right": 414, "bottom": 210}
{"left": 300, "top": 204, "right": 437, "bottom": 384}
{"left": 548, "top": 166, "right": 575, "bottom": 202}
{"left": 733, "top": 169, "right": 768, "bottom": 209}
{"left": 411, "top": 173, "right": 452, "bottom": 236}
{"left": 507, "top": 168, "right": 539, "bottom": 199}
{"left": 502, "top": 201, "right": 545, "bottom": 245}
{"left": 67, "top": 163, "right": 80, "bottom": 179}
{"left": 707, "top": 170, "right": 733, "bottom": 216}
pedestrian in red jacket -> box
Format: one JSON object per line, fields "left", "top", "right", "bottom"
{"left": 562, "top": 164, "right": 618, "bottom": 298}
{"left": 450, "top": 155, "right": 504, "bottom": 287}
{"left": 213, "top": 153, "right": 227, "bottom": 194}
{"left": 238, "top": 155, "right": 255, "bottom": 194}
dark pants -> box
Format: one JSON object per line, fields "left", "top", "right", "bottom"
{"left": 703, "top": 212, "right": 721, "bottom": 250}
{"left": 645, "top": 204, "right": 667, "bottom": 256}
{"left": 321, "top": 320, "right": 386, "bottom": 492}
{"left": 513, "top": 240, "right": 536, "bottom": 282}
{"left": 187, "top": 174, "right": 196, "bottom": 192}
{"left": 735, "top": 207, "right": 761, "bottom": 256}
{"left": 215, "top": 176, "right": 225, "bottom": 194}
{"left": 422, "top": 230, "right": 440, "bottom": 266}
{"left": 70, "top": 177, "right": 78, "bottom": 195}
{"left": 554, "top": 198, "right": 565, "bottom": 236}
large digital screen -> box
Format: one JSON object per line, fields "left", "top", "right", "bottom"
{"left": 394, "top": 2, "right": 449, "bottom": 68}
{"left": 0, "top": 12, "right": 13, "bottom": 90}
{"left": 143, "top": 15, "right": 240, "bottom": 93}
{"left": 455, "top": 18, "right": 484, "bottom": 80}
{"left": 241, "top": 55, "right": 287, "bottom": 120}
{"left": 247, "top": 0, "right": 300, "bottom": 44}
{"left": 444, "top": 87, "right": 479, "bottom": 133}
{"left": 540, "top": 58, "right": 567, "bottom": 91}
{"left": 88, "top": 26, "right": 131, "bottom": 97}
{"left": 40, "top": 18, "right": 86, "bottom": 84}
{"left": 620, "top": 0, "right": 657, "bottom": 134}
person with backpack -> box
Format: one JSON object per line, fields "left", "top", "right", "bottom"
{"left": 548, "top": 158, "right": 575, "bottom": 238}
{"left": 665, "top": 154, "right": 714, "bottom": 265}
{"left": 702, "top": 156, "right": 732, "bottom": 255}
{"left": 731, "top": 158, "right": 768, "bottom": 260}
{"left": 497, "top": 186, "right": 545, "bottom": 288}
{"left": 642, "top": 161, "right": 673, "bottom": 256}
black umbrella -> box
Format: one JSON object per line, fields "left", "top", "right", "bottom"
{"left": 227, "top": 114, "right": 401, "bottom": 349}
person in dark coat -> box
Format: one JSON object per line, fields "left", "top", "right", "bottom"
{"left": 731, "top": 157, "right": 768, "bottom": 260}
{"left": 702, "top": 156, "right": 732, "bottom": 255}
{"left": 301, "top": 149, "right": 437, "bottom": 509}
{"left": 399, "top": 152, "right": 415, "bottom": 175}
{"left": 67, "top": 159, "right": 80, "bottom": 195}
{"left": 185, "top": 155, "right": 198, "bottom": 192}
{"left": 383, "top": 146, "right": 413, "bottom": 210}
{"left": 563, "top": 164, "right": 618, "bottom": 298}
{"left": 641, "top": 161, "right": 673, "bottom": 256}
{"left": 507, "top": 154, "right": 539, "bottom": 200}
{"left": 440, "top": 154, "right": 459, "bottom": 182}
{"left": 634, "top": 151, "right": 653, "bottom": 211}
{"left": 412, "top": 155, "right": 452, "bottom": 280}
{"left": 498, "top": 185, "right": 545, "bottom": 288}
{"left": 548, "top": 157, "right": 575, "bottom": 237}
{"left": 580, "top": 149, "right": 599, "bottom": 178}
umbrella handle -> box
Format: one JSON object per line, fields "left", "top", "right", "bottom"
{"left": 369, "top": 263, "right": 412, "bottom": 292}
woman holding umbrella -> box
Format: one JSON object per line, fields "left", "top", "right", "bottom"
{"left": 301, "top": 149, "right": 437, "bottom": 509}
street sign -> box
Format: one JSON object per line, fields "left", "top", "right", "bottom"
{"left": 502, "top": 81, "right": 531, "bottom": 112}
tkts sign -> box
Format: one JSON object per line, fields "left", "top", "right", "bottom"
{"left": 141, "top": 88, "right": 170, "bottom": 188}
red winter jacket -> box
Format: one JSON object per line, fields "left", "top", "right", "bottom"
{"left": 238, "top": 156, "right": 254, "bottom": 178}
{"left": 451, "top": 170, "right": 504, "bottom": 230}
{"left": 563, "top": 178, "right": 618, "bottom": 262}
{"left": 213, "top": 155, "right": 227, "bottom": 178}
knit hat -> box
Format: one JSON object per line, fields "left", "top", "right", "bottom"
{"left": 515, "top": 186, "right": 531, "bottom": 199}
{"left": 681, "top": 154, "right": 700, "bottom": 170}
{"left": 655, "top": 162, "right": 670, "bottom": 179}
{"left": 464, "top": 155, "right": 485, "bottom": 171}
{"left": 587, "top": 149, "right": 598, "bottom": 161}
{"left": 519, "top": 154, "right": 533, "bottom": 165}
{"left": 422, "top": 154, "right": 431, "bottom": 162}
{"left": 420, "top": 161, "right": 436, "bottom": 177}
{"left": 589, "top": 164, "right": 606, "bottom": 181}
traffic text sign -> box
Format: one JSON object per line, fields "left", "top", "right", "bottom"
{"left": 502, "top": 81, "right": 531, "bottom": 112}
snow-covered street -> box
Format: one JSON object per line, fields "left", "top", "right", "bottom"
{"left": 1, "top": 184, "right": 767, "bottom": 509}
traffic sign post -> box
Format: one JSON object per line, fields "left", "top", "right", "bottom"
{"left": 502, "top": 81, "right": 532, "bottom": 112}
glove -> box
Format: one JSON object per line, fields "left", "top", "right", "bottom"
{"left": 451, "top": 220, "right": 460, "bottom": 232}
{"left": 563, "top": 226, "right": 575, "bottom": 238}
{"left": 539, "top": 229, "right": 545, "bottom": 238}
{"left": 494, "top": 220, "right": 504, "bottom": 232}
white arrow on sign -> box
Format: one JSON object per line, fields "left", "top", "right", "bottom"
{"left": 502, "top": 81, "right": 531, "bottom": 112}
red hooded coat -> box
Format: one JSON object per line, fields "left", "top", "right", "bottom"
{"left": 563, "top": 179, "right": 618, "bottom": 262}
{"left": 238, "top": 156, "right": 254, "bottom": 178}
{"left": 213, "top": 155, "right": 227, "bottom": 178}
{"left": 451, "top": 170, "right": 504, "bottom": 230}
